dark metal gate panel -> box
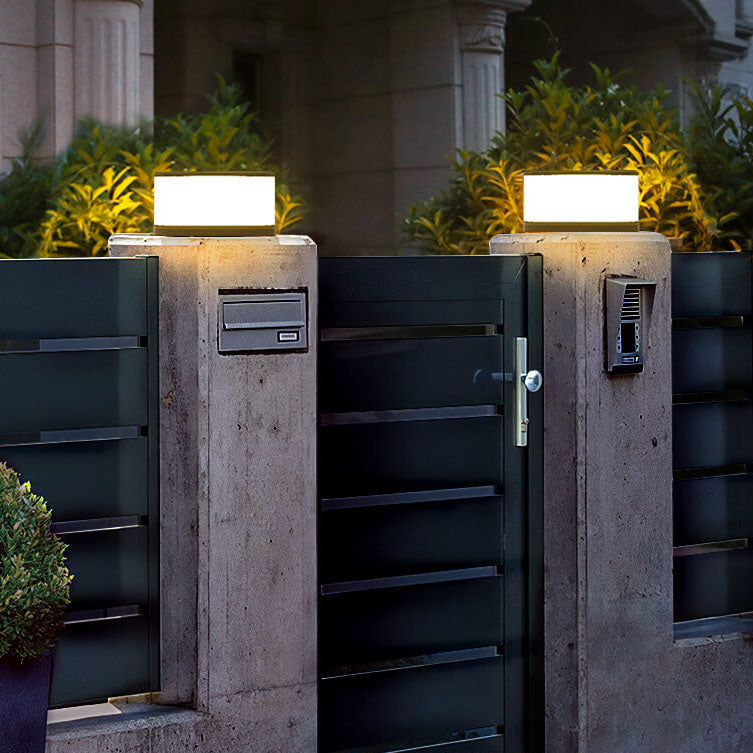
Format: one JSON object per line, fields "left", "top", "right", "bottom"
{"left": 318, "top": 255, "right": 543, "bottom": 753}
{"left": 0, "top": 257, "right": 160, "bottom": 707}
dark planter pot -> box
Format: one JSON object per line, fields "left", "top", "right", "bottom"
{"left": 0, "top": 652, "right": 52, "bottom": 753}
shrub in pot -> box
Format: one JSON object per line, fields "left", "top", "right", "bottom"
{"left": 0, "top": 463, "right": 72, "bottom": 753}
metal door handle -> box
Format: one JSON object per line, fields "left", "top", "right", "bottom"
{"left": 514, "top": 337, "right": 542, "bottom": 447}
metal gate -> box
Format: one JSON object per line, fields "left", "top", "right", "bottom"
{"left": 317, "top": 255, "right": 543, "bottom": 753}
{"left": 0, "top": 257, "right": 159, "bottom": 707}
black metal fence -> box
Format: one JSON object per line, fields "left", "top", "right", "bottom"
{"left": 0, "top": 257, "right": 160, "bottom": 706}
{"left": 672, "top": 251, "right": 753, "bottom": 628}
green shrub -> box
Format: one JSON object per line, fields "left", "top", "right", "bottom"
{"left": 0, "top": 121, "right": 56, "bottom": 258}
{"left": 0, "top": 463, "right": 72, "bottom": 663}
{"left": 404, "top": 54, "right": 719, "bottom": 254}
{"left": 0, "top": 79, "right": 306, "bottom": 258}
{"left": 687, "top": 83, "right": 753, "bottom": 250}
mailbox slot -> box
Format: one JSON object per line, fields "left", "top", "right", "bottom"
{"left": 218, "top": 291, "right": 307, "bottom": 353}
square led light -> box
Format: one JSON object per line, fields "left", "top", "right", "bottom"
{"left": 523, "top": 171, "right": 639, "bottom": 232}
{"left": 153, "top": 172, "right": 276, "bottom": 236}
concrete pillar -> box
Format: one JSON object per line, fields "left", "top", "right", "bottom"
{"left": 109, "top": 234, "right": 318, "bottom": 752}
{"left": 74, "top": 0, "right": 141, "bottom": 126}
{"left": 491, "top": 232, "right": 673, "bottom": 752}
{"left": 454, "top": 0, "right": 530, "bottom": 149}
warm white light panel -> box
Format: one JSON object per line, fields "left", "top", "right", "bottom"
{"left": 523, "top": 173, "right": 639, "bottom": 225}
{"left": 154, "top": 174, "right": 276, "bottom": 232}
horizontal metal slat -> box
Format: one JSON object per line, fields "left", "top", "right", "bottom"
{"left": 674, "top": 547, "right": 753, "bottom": 621}
{"left": 322, "top": 406, "right": 498, "bottom": 426}
{"left": 321, "top": 485, "right": 498, "bottom": 511}
{"left": 319, "top": 416, "right": 503, "bottom": 498}
{"left": 674, "top": 463, "right": 751, "bottom": 481}
{"left": 0, "top": 336, "right": 142, "bottom": 354}
{"left": 50, "top": 611, "right": 151, "bottom": 707}
{"left": 673, "top": 538, "right": 750, "bottom": 557}
{"left": 674, "top": 611, "right": 753, "bottom": 640}
{"left": 379, "top": 733, "right": 504, "bottom": 753}
{"left": 319, "top": 335, "right": 503, "bottom": 412}
{"left": 321, "top": 325, "right": 494, "bottom": 342}
{"left": 327, "top": 729, "right": 503, "bottom": 753}
{"left": 0, "top": 436, "right": 148, "bottom": 520}
{"left": 0, "top": 349, "right": 148, "bottom": 432}
{"left": 0, "top": 257, "right": 149, "bottom": 339}
{"left": 64, "top": 605, "right": 144, "bottom": 625}
{"left": 673, "top": 401, "right": 753, "bottom": 470}
{"left": 319, "top": 654, "right": 504, "bottom": 753}
{"left": 0, "top": 425, "right": 142, "bottom": 448}
{"left": 672, "top": 251, "right": 752, "bottom": 317}
{"left": 672, "top": 315, "right": 745, "bottom": 329}
{"left": 319, "top": 256, "right": 526, "bottom": 303}
{"left": 672, "top": 325, "right": 752, "bottom": 394}
{"left": 674, "top": 474, "right": 753, "bottom": 545}
{"left": 51, "top": 515, "right": 145, "bottom": 536}
{"left": 320, "top": 300, "right": 505, "bottom": 329}
{"left": 64, "top": 526, "right": 149, "bottom": 610}
{"left": 319, "top": 576, "right": 503, "bottom": 669}
{"left": 673, "top": 390, "right": 750, "bottom": 405}
{"left": 321, "top": 566, "right": 498, "bottom": 595}
{"left": 322, "top": 646, "right": 500, "bottom": 680}
{"left": 319, "top": 495, "right": 503, "bottom": 582}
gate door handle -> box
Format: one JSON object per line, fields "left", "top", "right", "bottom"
{"left": 514, "top": 337, "right": 542, "bottom": 447}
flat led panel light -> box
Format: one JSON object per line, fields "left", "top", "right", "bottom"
{"left": 523, "top": 172, "right": 639, "bottom": 232}
{"left": 153, "top": 172, "right": 276, "bottom": 236}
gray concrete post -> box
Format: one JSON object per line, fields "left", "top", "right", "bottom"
{"left": 491, "top": 232, "right": 753, "bottom": 753}
{"left": 493, "top": 232, "right": 673, "bottom": 752}
{"left": 108, "top": 234, "right": 317, "bottom": 752}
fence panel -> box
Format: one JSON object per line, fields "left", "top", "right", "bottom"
{"left": 672, "top": 251, "right": 753, "bottom": 628}
{"left": 0, "top": 257, "right": 159, "bottom": 707}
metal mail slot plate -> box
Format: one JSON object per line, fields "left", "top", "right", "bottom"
{"left": 218, "top": 291, "right": 308, "bottom": 353}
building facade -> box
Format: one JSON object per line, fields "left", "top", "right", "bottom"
{"left": 1, "top": 0, "right": 752, "bottom": 255}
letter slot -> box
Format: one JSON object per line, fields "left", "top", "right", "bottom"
{"left": 218, "top": 292, "right": 307, "bottom": 353}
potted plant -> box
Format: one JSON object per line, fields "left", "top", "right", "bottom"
{"left": 0, "top": 462, "right": 72, "bottom": 753}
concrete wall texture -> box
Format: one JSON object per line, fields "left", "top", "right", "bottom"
{"left": 0, "top": 0, "right": 153, "bottom": 163}
{"left": 48, "top": 235, "right": 320, "bottom": 753}
{"left": 491, "top": 232, "right": 753, "bottom": 753}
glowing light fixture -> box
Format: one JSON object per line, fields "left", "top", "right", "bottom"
{"left": 523, "top": 171, "right": 639, "bottom": 232}
{"left": 153, "top": 172, "right": 276, "bottom": 236}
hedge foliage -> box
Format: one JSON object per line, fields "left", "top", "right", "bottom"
{"left": 404, "top": 54, "right": 751, "bottom": 254}
{"left": 0, "top": 80, "right": 305, "bottom": 258}
{"left": 0, "top": 463, "right": 72, "bottom": 663}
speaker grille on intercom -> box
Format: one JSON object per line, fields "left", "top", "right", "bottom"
{"left": 621, "top": 286, "right": 640, "bottom": 320}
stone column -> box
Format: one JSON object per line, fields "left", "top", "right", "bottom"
{"left": 491, "top": 232, "right": 673, "bottom": 753}
{"left": 74, "top": 0, "right": 141, "bottom": 126}
{"left": 454, "top": 0, "right": 530, "bottom": 150}
{"left": 109, "top": 234, "right": 318, "bottom": 752}
{"left": 737, "top": 0, "right": 753, "bottom": 39}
